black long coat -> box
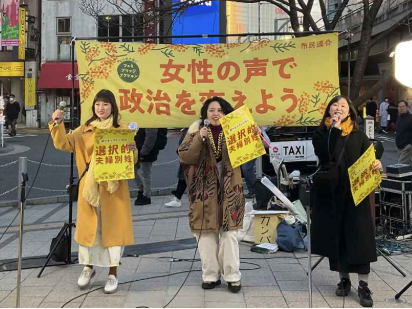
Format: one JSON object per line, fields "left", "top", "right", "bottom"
{"left": 311, "top": 127, "right": 377, "bottom": 264}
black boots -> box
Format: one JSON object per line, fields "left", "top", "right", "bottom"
{"left": 201, "top": 280, "right": 221, "bottom": 290}
{"left": 358, "top": 280, "right": 373, "bottom": 307}
{"left": 336, "top": 279, "right": 373, "bottom": 307}
{"left": 335, "top": 278, "right": 351, "bottom": 296}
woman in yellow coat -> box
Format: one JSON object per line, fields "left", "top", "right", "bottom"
{"left": 49, "top": 89, "right": 137, "bottom": 294}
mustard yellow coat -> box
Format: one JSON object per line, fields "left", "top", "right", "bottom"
{"left": 49, "top": 121, "right": 137, "bottom": 248}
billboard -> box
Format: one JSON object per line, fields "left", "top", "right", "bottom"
{"left": 1, "top": 0, "right": 19, "bottom": 46}
{"left": 172, "top": 0, "right": 220, "bottom": 44}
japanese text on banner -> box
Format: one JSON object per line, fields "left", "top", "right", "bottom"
{"left": 220, "top": 105, "right": 265, "bottom": 168}
{"left": 348, "top": 144, "right": 382, "bottom": 206}
{"left": 76, "top": 34, "right": 340, "bottom": 128}
{"left": 94, "top": 129, "right": 135, "bottom": 182}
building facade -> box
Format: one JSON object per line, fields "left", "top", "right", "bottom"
{"left": 0, "top": 0, "right": 41, "bottom": 128}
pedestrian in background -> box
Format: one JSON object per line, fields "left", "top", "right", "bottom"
{"left": 134, "top": 128, "right": 159, "bottom": 206}
{"left": 379, "top": 98, "right": 389, "bottom": 133}
{"left": 178, "top": 96, "right": 245, "bottom": 293}
{"left": 4, "top": 94, "right": 20, "bottom": 136}
{"left": 50, "top": 89, "right": 137, "bottom": 294}
{"left": 165, "top": 128, "right": 188, "bottom": 207}
{"left": 312, "top": 95, "right": 382, "bottom": 307}
{"left": 395, "top": 100, "right": 412, "bottom": 165}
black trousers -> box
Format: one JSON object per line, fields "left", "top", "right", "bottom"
{"left": 172, "top": 179, "right": 187, "bottom": 200}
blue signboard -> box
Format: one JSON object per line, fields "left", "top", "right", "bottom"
{"left": 172, "top": 0, "right": 220, "bottom": 44}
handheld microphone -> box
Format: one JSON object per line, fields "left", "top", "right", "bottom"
{"left": 331, "top": 111, "right": 342, "bottom": 128}
{"left": 128, "top": 122, "right": 139, "bottom": 133}
{"left": 203, "top": 119, "right": 210, "bottom": 142}
{"left": 53, "top": 101, "right": 66, "bottom": 126}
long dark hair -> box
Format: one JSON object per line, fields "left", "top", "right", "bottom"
{"left": 319, "top": 95, "right": 358, "bottom": 130}
{"left": 85, "top": 89, "right": 120, "bottom": 127}
{"left": 200, "top": 97, "right": 234, "bottom": 124}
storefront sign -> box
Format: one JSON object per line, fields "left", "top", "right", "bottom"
{"left": 0, "top": 62, "right": 24, "bottom": 77}
{"left": 18, "top": 7, "right": 26, "bottom": 60}
{"left": 25, "top": 77, "right": 36, "bottom": 107}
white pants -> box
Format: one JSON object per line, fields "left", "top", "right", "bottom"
{"left": 195, "top": 230, "right": 241, "bottom": 283}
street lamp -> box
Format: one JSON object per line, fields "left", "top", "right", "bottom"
{"left": 394, "top": 39, "right": 412, "bottom": 88}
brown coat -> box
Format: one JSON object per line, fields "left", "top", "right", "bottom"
{"left": 49, "top": 121, "right": 137, "bottom": 248}
{"left": 178, "top": 120, "right": 245, "bottom": 232}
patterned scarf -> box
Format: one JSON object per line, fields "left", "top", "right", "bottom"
{"left": 82, "top": 116, "right": 119, "bottom": 207}
{"left": 324, "top": 117, "right": 354, "bottom": 136}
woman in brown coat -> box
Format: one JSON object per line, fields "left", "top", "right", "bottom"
{"left": 178, "top": 97, "right": 245, "bottom": 293}
{"left": 50, "top": 89, "right": 137, "bottom": 294}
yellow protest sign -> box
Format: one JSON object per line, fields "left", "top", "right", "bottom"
{"left": 76, "top": 33, "right": 340, "bottom": 127}
{"left": 348, "top": 144, "right": 382, "bottom": 206}
{"left": 220, "top": 105, "right": 265, "bottom": 168}
{"left": 94, "top": 129, "right": 135, "bottom": 182}
{"left": 254, "top": 211, "right": 288, "bottom": 244}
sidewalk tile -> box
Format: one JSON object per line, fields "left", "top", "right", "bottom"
{"left": 205, "top": 301, "right": 246, "bottom": 308}
{"left": 0, "top": 296, "right": 44, "bottom": 308}
{"left": 81, "top": 295, "right": 126, "bottom": 308}
{"left": 245, "top": 296, "right": 287, "bottom": 308}
{"left": 166, "top": 285, "right": 205, "bottom": 297}
{"left": 204, "top": 289, "right": 245, "bottom": 302}
{"left": 287, "top": 301, "right": 330, "bottom": 307}
{"left": 43, "top": 291, "right": 87, "bottom": 303}
{"left": 124, "top": 290, "right": 166, "bottom": 307}
{"left": 243, "top": 286, "right": 282, "bottom": 298}
{"left": 165, "top": 296, "right": 204, "bottom": 308}
{"left": 40, "top": 302, "right": 82, "bottom": 308}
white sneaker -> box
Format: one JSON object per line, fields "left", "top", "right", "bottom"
{"left": 165, "top": 197, "right": 182, "bottom": 207}
{"left": 77, "top": 267, "right": 95, "bottom": 289}
{"left": 104, "top": 275, "right": 118, "bottom": 294}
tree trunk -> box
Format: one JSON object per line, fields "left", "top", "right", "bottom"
{"left": 352, "top": 64, "right": 393, "bottom": 108}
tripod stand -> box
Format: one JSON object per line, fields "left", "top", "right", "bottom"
{"left": 311, "top": 248, "right": 406, "bottom": 277}
{"left": 38, "top": 39, "right": 78, "bottom": 277}
{"left": 37, "top": 156, "right": 76, "bottom": 278}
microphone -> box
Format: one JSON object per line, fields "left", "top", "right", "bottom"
{"left": 53, "top": 101, "right": 66, "bottom": 126}
{"left": 203, "top": 119, "right": 210, "bottom": 142}
{"left": 331, "top": 111, "right": 342, "bottom": 128}
{"left": 128, "top": 122, "right": 139, "bottom": 133}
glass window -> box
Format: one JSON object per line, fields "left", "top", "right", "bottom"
{"left": 57, "top": 18, "right": 71, "bottom": 34}
{"left": 97, "top": 15, "right": 119, "bottom": 42}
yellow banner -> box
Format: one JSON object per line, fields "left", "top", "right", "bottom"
{"left": 220, "top": 105, "right": 265, "bottom": 168}
{"left": 348, "top": 144, "right": 382, "bottom": 206}
{"left": 0, "top": 62, "right": 24, "bottom": 77}
{"left": 18, "top": 7, "right": 26, "bottom": 60}
{"left": 76, "top": 34, "right": 339, "bottom": 127}
{"left": 25, "top": 77, "right": 36, "bottom": 107}
{"left": 94, "top": 129, "right": 135, "bottom": 182}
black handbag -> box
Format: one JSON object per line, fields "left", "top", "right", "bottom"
{"left": 50, "top": 225, "right": 70, "bottom": 262}
{"left": 66, "top": 162, "right": 90, "bottom": 201}
{"left": 313, "top": 135, "right": 348, "bottom": 191}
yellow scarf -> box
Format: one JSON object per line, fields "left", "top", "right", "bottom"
{"left": 325, "top": 117, "right": 354, "bottom": 136}
{"left": 82, "top": 116, "right": 119, "bottom": 207}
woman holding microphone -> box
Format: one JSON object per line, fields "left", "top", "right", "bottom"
{"left": 50, "top": 89, "right": 137, "bottom": 294}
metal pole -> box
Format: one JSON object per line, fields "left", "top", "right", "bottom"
{"left": 258, "top": 2, "right": 261, "bottom": 39}
{"left": 347, "top": 31, "right": 351, "bottom": 97}
{"left": 17, "top": 157, "right": 27, "bottom": 209}
{"left": 307, "top": 204, "right": 312, "bottom": 308}
{"left": 16, "top": 157, "right": 27, "bottom": 308}
{"left": 256, "top": 156, "right": 263, "bottom": 178}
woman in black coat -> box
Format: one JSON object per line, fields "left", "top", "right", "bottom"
{"left": 312, "top": 96, "right": 382, "bottom": 307}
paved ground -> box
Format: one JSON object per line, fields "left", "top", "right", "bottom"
{"left": 1, "top": 195, "right": 412, "bottom": 308}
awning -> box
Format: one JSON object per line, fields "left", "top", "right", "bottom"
{"left": 38, "top": 62, "right": 79, "bottom": 89}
